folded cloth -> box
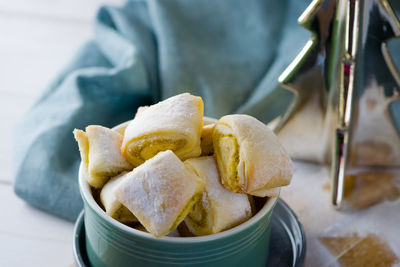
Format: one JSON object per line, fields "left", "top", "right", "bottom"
{"left": 13, "top": 0, "right": 310, "bottom": 221}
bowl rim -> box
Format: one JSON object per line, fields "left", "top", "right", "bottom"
{"left": 78, "top": 120, "right": 279, "bottom": 243}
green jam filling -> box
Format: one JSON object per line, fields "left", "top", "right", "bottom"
{"left": 213, "top": 127, "right": 241, "bottom": 192}
{"left": 168, "top": 193, "right": 202, "bottom": 233}
{"left": 185, "top": 196, "right": 213, "bottom": 235}
{"left": 127, "top": 138, "right": 186, "bottom": 166}
{"left": 188, "top": 195, "right": 208, "bottom": 228}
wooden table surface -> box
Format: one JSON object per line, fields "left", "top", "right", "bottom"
{"left": 2, "top": 1, "right": 400, "bottom": 267}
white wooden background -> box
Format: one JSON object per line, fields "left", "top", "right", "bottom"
{"left": 2, "top": 1, "right": 400, "bottom": 266}
{"left": 0, "top": 1, "right": 123, "bottom": 266}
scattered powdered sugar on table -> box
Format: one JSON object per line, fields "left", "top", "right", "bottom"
{"left": 281, "top": 161, "right": 400, "bottom": 267}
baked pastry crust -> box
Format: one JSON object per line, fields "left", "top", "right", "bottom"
{"left": 73, "top": 125, "right": 132, "bottom": 188}
{"left": 213, "top": 114, "right": 293, "bottom": 197}
{"left": 200, "top": 117, "right": 217, "bottom": 156}
{"left": 121, "top": 93, "right": 203, "bottom": 166}
{"left": 184, "top": 157, "right": 252, "bottom": 235}
{"left": 115, "top": 150, "right": 205, "bottom": 237}
{"left": 100, "top": 172, "right": 137, "bottom": 223}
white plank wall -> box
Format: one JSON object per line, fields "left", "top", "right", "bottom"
{"left": 0, "top": 0, "right": 122, "bottom": 266}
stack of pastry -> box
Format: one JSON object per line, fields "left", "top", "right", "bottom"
{"left": 74, "top": 93, "right": 293, "bottom": 237}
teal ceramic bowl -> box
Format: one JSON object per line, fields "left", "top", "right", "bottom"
{"left": 78, "top": 122, "right": 279, "bottom": 267}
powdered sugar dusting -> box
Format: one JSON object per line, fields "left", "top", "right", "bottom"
{"left": 86, "top": 125, "right": 132, "bottom": 174}
{"left": 115, "top": 150, "right": 203, "bottom": 236}
{"left": 122, "top": 93, "right": 203, "bottom": 157}
{"left": 185, "top": 157, "right": 251, "bottom": 233}
{"left": 100, "top": 172, "right": 129, "bottom": 216}
{"left": 217, "top": 114, "right": 293, "bottom": 196}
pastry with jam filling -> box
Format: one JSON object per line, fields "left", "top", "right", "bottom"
{"left": 100, "top": 172, "right": 137, "bottom": 223}
{"left": 184, "top": 156, "right": 252, "bottom": 236}
{"left": 213, "top": 114, "right": 293, "bottom": 197}
{"left": 115, "top": 150, "right": 205, "bottom": 237}
{"left": 121, "top": 93, "right": 203, "bottom": 167}
{"left": 74, "top": 125, "right": 133, "bottom": 188}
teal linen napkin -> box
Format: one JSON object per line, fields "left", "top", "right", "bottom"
{"left": 13, "top": 0, "right": 313, "bottom": 221}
